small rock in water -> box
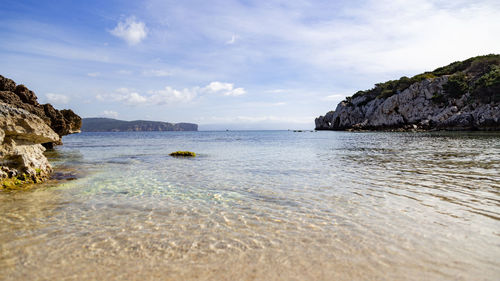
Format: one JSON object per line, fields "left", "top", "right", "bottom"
{"left": 169, "top": 151, "right": 196, "bottom": 157}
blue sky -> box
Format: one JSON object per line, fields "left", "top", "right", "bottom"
{"left": 1, "top": 0, "right": 499, "bottom": 130}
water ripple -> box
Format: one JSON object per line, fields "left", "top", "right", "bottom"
{"left": 1, "top": 131, "right": 499, "bottom": 280}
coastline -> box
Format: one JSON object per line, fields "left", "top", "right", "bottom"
{"left": 315, "top": 55, "right": 500, "bottom": 132}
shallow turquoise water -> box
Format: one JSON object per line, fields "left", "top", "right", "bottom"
{"left": 1, "top": 131, "right": 499, "bottom": 280}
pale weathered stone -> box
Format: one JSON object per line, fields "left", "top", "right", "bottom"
{"left": 1, "top": 75, "right": 81, "bottom": 187}
{"left": 0, "top": 103, "right": 59, "bottom": 143}
{"left": 1, "top": 103, "right": 60, "bottom": 185}
{"left": 315, "top": 75, "right": 499, "bottom": 131}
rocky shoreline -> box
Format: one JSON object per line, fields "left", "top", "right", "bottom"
{"left": 315, "top": 55, "right": 499, "bottom": 131}
{"left": 0, "top": 75, "right": 81, "bottom": 188}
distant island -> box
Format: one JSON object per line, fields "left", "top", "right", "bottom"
{"left": 81, "top": 118, "right": 198, "bottom": 132}
{"left": 316, "top": 54, "right": 499, "bottom": 131}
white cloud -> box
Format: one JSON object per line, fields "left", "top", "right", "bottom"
{"left": 96, "top": 88, "right": 148, "bottom": 105}
{"left": 291, "top": 0, "right": 500, "bottom": 73}
{"left": 127, "top": 92, "right": 148, "bottom": 104}
{"left": 117, "top": 70, "right": 132, "bottom": 75}
{"left": 205, "top": 81, "right": 232, "bottom": 92}
{"left": 110, "top": 16, "right": 148, "bottom": 45}
{"left": 142, "top": 69, "right": 172, "bottom": 77}
{"left": 204, "top": 81, "right": 246, "bottom": 96}
{"left": 265, "top": 89, "right": 286, "bottom": 94}
{"left": 322, "top": 94, "right": 346, "bottom": 101}
{"left": 97, "top": 81, "right": 246, "bottom": 106}
{"left": 101, "top": 110, "right": 118, "bottom": 118}
{"left": 227, "top": 87, "right": 246, "bottom": 96}
{"left": 87, "top": 72, "right": 100, "bottom": 77}
{"left": 115, "top": 87, "right": 132, "bottom": 95}
{"left": 148, "top": 86, "right": 197, "bottom": 104}
{"left": 113, "top": 88, "right": 148, "bottom": 104}
{"left": 154, "top": 0, "right": 499, "bottom": 75}
{"left": 303, "top": 0, "right": 500, "bottom": 73}
{"left": 45, "top": 93, "right": 69, "bottom": 104}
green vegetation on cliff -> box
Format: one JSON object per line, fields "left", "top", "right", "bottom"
{"left": 349, "top": 54, "right": 500, "bottom": 105}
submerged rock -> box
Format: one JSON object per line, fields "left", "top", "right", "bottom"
{"left": 169, "top": 151, "right": 196, "bottom": 157}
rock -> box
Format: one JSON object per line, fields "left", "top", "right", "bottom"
{"left": 315, "top": 55, "right": 500, "bottom": 131}
{"left": 0, "top": 75, "right": 82, "bottom": 143}
{"left": 1, "top": 103, "right": 59, "bottom": 187}
{"left": 61, "top": 109, "right": 82, "bottom": 134}
{"left": 0, "top": 75, "right": 16, "bottom": 92}
{"left": 0, "top": 75, "right": 81, "bottom": 188}
{"left": 169, "top": 151, "right": 196, "bottom": 157}
{"left": 42, "top": 104, "right": 82, "bottom": 140}
{"left": 0, "top": 104, "right": 59, "bottom": 143}
{"left": 14, "top": 84, "right": 39, "bottom": 105}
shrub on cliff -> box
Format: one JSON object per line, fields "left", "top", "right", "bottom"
{"left": 351, "top": 73, "right": 440, "bottom": 103}
{"left": 443, "top": 72, "right": 468, "bottom": 98}
{"left": 432, "top": 54, "right": 500, "bottom": 77}
{"left": 347, "top": 54, "right": 499, "bottom": 106}
{"left": 472, "top": 65, "right": 500, "bottom": 103}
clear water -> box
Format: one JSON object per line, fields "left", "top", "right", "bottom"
{"left": 0, "top": 131, "right": 499, "bottom": 280}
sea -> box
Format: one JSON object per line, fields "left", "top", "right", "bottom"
{"left": 0, "top": 130, "right": 499, "bottom": 280}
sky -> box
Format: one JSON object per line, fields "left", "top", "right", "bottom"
{"left": 1, "top": 0, "right": 499, "bottom": 130}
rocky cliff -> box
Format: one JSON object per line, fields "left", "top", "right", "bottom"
{"left": 315, "top": 55, "right": 499, "bottom": 131}
{"left": 0, "top": 75, "right": 81, "bottom": 145}
{"left": 0, "top": 75, "right": 81, "bottom": 188}
{"left": 81, "top": 118, "right": 198, "bottom": 132}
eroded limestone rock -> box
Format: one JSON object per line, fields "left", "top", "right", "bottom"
{"left": 1, "top": 103, "right": 60, "bottom": 187}
{"left": 315, "top": 77, "right": 499, "bottom": 131}
{"left": 0, "top": 75, "right": 82, "bottom": 144}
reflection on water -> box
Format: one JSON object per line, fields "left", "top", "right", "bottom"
{"left": 1, "top": 131, "right": 499, "bottom": 280}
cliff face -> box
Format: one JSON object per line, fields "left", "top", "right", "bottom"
{"left": 0, "top": 75, "right": 81, "bottom": 144}
{"left": 0, "top": 75, "right": 81, "bottom": 188}
{"left": 81, "top": 118, "right": 198, "bottom": 132}
{"left": 0, "top": 103, "right": 59, "bottom": 184}
{"left": 315, "top": 55, "right": 500, "bottom": 131}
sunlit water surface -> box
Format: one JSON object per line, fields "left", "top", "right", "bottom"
{"left": 1, "top": 131, "right": 499, "bottom": 280}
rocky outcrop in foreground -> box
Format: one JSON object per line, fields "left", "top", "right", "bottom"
{"left": 0, "top": 75, "right": 81, "bottom": 145}
{"left": 81, "top": 118, "right": 198, "bottom": 132}
{"left": 0, "top": 75, "right": 81, "bottom": 188}
{"left": 0, "top": 104, "right": 59, "bottom": 184}
{"left": 316, "top": 55, "right": 499, "bottom": 131}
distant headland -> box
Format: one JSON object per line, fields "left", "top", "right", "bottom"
{"left": 81, "top": 118, "right": 198, "bottom": 132}
{"left": 316, "top": 54, "right": 499, "bottom": 131}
